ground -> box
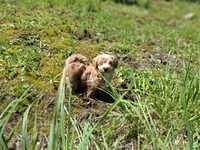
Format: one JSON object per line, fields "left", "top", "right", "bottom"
{"left": 0, "top": 0, "right": 200, "bottom": 149}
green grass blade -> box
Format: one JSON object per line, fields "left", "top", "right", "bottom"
{"left": 31, "top": 113, "right": 38, "bottom": 150}
{"left": 58, "top": 70, "right": 67, "bottom": 150}
{"left": 0, "top": 88, "right": 31, "bottom": 128}
{"left": 77, "top": 122, "right": 94, "bottom": 150}
{"left": 186, "top": 121, "right": 194, "bottom": 150}
{"left": 22, "top": 105, "right": 32, "bottom": 150}
{"left": 48, "top": 117, "right": 57, "bottom": 150}
{"left": 0, "top": 131, "right": 8, "bottom": 150}
{"left": 48, "top": 68, "right": 66, "bottom": 150}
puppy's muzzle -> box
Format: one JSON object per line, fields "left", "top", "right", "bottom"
{"left": 104, "top": 68, "right": 109, "bottom": 72}
{"left": 103, "top": 66, "right": 113, "bottom": 73}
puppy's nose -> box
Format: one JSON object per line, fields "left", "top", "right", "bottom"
{"left": 104, "top": 68, "right": 109, "bottom": 72}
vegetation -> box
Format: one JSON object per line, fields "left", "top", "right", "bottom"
{"left": 0, "top": 0, "right": 200, "bottom": 149}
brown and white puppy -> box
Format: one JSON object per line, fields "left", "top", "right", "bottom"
{"left": 82, "top": 53, "right": 118, "bottom": 98}
{"left": 92, "top": 53, "right": 118, "bottom": 82}
{"left": 65, "top": 53, "right": 89, "bottom": 94}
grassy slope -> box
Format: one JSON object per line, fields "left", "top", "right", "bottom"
{"left": 0, "top": 0, "right": 200, "bottom": 149}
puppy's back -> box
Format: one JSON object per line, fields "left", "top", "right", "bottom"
{"left": 65, "top": 53, "right": 89, "bottom": 94}
{"left": 81, "top": 64, "right": 103, "bottom": 97}
{"left": 66, "top": 53, "right": 89, "bottom": 65}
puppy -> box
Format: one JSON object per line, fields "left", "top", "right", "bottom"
{"left": 82, "top": 53, "right": 118, "bottom": 98}
{"left": 92, "top": 53, "right": 118, "bottom": 82}
{"left": 65, "top": 53, "right": 89, "bottom": 94}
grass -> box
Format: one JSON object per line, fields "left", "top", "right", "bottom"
{"left": 0, "top": 0, "right": 200, "bottom": 149}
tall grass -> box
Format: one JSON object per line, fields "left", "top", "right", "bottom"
{"left": 0, "top": 64, "right": 199, "bottom": 149}
{"left": 0, "top": 88, "right": 30, "bottom": 149}
{"left": 22, "top": 105, "right": 31, "bottom": 150}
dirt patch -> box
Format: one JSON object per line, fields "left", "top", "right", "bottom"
{"left": 74, "top": 29, "right": 93, "bottom": 40}
{"left": 72, "top": 96, "right": 112, "bottom": 123}
{"left": 11, "top": 31, "right": 40, "bottom": 46}
{"left": 73, "top": 29, "right": 102, "bottom": 43}
{"left": 118, "top": 46, "right": 181, "bottom": 70}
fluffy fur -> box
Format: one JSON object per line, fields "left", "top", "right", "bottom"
{"left": 81, "top": 64, "right": 103, "bottom": 97}
{"left": 82, "top": 53, "right": 118, "bottom": 98}
{"left": 92, "top": 53, "right": 118, "bottom": 82}
{"left": 65, "top": 53, "right": 89, "bottom": 94}
{"left": 65, "top": 53, "right": 118, "bottom": 98}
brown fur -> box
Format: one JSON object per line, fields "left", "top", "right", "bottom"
{"left": 92, "top": 53, "right": 118, "bottom": 82}
{"left": 81, "top": 64, "right": 104, "bottom": 97}
{"left": 65, "top": 53, "right": 118, "bottom": 98}
{"left": 65, "top": 53, "right": 89, "bottom": 94}
{"left": 82, "top": 53, "right": 118, "bottom": 98}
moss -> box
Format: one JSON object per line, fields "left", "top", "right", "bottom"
{"left": 51, "top": 40, "right": 66, "bottom": 50}
{"left": 44, "top": 27, "right": 57, "bottom": 37}
{"left": 75, "top": 40, "right": 99, "bottom": 59}
{"left": 40, "top": 56, "right": 62, "bottom": 79}
{"left": 25, "top": 76, "right": 55, "bottom": 93}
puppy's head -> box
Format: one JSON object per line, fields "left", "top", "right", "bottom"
{"left": 93, "top": 53, "right": 118, "bottom": 74}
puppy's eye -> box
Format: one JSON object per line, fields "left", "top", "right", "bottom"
{"left": 99, "top": 61, "right": 104, "bottom": 66}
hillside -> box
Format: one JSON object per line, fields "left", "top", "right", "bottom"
{"left": 0, "top": 0, "right": 200, "bottom": 149}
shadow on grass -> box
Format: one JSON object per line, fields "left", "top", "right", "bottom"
{"left": 91, "top": 89, "right": 115, "bottom": 103}
{"left": 114, "top": 0, "right": 136, "bottom": 5}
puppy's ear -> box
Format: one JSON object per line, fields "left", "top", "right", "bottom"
{"left": 112, "top": 56, "right": 118, "bottom": 68}
{"left": 80, "top": 57, "right": 89, "bottom": 65}
{"left": 92, "top": 56, "right": 99, "bottom": 69}
{"left": 75, "top": 54, "right": 89, "bottom": 64}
